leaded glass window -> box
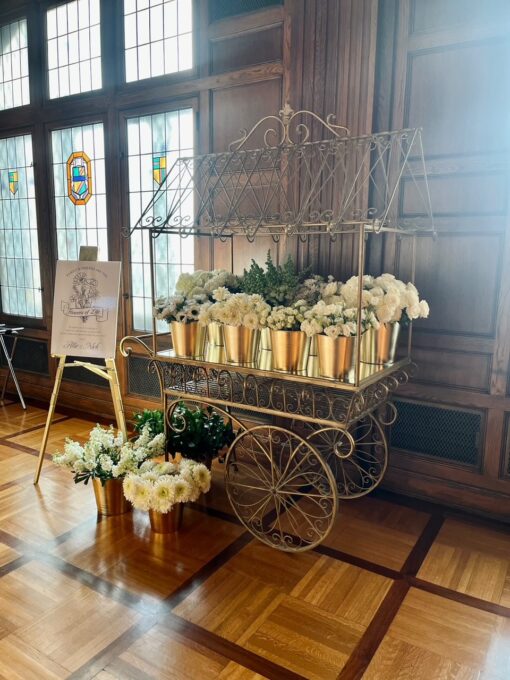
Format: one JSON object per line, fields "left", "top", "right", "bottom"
{"left": 47, "top": 0, "right": 102, "bottom": 99}
{"left": 51, "top": 122, "right": 108, "bottom": 260}
{"left": 124, "top": 0, "right": 192, "bottom": 83}
{"left": 0, "top": 18, "right": 29, "bottom": 110}
{"left": 127, "top": 107, "right": 194, "bottom": 331}
{"left": 0, "top": 134, "right": 42, "bottom": 318}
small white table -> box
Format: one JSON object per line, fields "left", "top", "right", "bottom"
{"left": 0, "top": 325, "right": 26, "bottom": 409}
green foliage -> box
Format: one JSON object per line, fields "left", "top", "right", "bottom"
{"left": 167, "top": 402, "right": 235, "bottom": 466}
{"left": 239, "top": 251, "right": 311, "bottom": 307}
{"left": 132, "top": 409, "right": 165, "bottom": 438}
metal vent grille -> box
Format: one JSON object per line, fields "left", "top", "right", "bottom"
{"left": 64, "top": 356, "right": 107, "bottom": 387}
{"left": 128, "top": 355, "right": 161, "bottom": 398}
{"left": 390, "top": 399, "right": 482, "bottom": 466}
{"left": 0, "top": 336, "right": 49, "bottom": 375}
{"left": 209, "top": 0, "right": 282, "bottom": 22}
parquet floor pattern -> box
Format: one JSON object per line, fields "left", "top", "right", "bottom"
{"left": 0, "top": 401, "right": 509, "bottom": 679}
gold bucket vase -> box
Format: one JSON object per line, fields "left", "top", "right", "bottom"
{"left": 92, "top": 478, "right": 131, "bottom": 516}
{"left": 270, "top": 330, "right": 310, "bottom": 372}
{"left": 223, "top": 325, "right": 260, "bottom": 364}
{"left": 171, "top": 321, "right": 206, "bottom": 358}
{"left": 317, "top": 334, "right": 354, "bottom": 380}
{"left": 207, "top": 321, "right": 224, "bottom": 347}
{"left": 260, "top": 327, "right": 272, "bottom": 351}
{"left": 149, "top": 504, "right": 183, "bottom": 534}
{"left": 360, "top": 322, "right": 401, "bottom": 365}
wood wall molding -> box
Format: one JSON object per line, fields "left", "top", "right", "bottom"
{"left": 377, "top": 0, "right": 510, "bottom": 517}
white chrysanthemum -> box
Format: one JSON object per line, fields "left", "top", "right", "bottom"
{"left": 151, "top": 477, "right": 176, "bottom": 511}
{"left": 173, "top": 478, "right": 192, "bottom": 503}
{"left": 193, "top": 463, "right": 211, "bottom": 493}
{"left": 123, "top": 475, "right": 137, "bottom": 501}
{"left": 418, "top": 300, "right": 429, "bottom": 318}
{"left": 131, "top": 480, "right": 153, "bottom": 511}
{"left": 243, "top": 312, "right": 259, "bottom": 330}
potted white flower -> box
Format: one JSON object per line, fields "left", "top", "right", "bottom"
{"left": 153, "top": 270, "right": 239, "bottom": 358}
{"left": 266, "top": 300, "right": 311, "bottom": 372}
{"left": 53, "top": 424, "right": 166, "bottom": 516}
{"left": 208, "top": 291, "right": 270, "bottom": 364}
{"left": 341, "top": 274, "right": 429, "bottom": 365}
{"left": 301, "top": 301, "right": 379, "bottom": 380}
{"left": 122, "top": 458, "right": 211, "bottom": 533}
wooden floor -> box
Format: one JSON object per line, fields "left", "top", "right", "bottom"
{"left": 0, "top": 401, "right": 510, "bottom": 679}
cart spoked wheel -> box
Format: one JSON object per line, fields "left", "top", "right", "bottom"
{"left": 304, "top": 413, "right": 388, "bottom": 499}
{"left": 224, "top": 425, "right": 338, "bottom": 552}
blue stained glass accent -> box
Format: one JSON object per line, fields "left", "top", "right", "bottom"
{"left": 0, "top": 134, "right": 42, "bottom": 318}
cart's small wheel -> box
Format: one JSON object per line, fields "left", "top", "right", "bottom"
{"left": 225, "top": 425, "right": 338, "bottom": 552}
{"left": 304, "top": 414, "right": 388, "bottom": 499}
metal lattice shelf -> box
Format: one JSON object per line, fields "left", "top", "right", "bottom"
{"left": 125, "top": 104, "right": 435, "bottom": 240}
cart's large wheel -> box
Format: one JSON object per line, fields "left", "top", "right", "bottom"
{"left": 225, "top": 425, "right": 338, "bottom": 552}
{"left": 304, "top": 414, "right": 388, "bottom": 499}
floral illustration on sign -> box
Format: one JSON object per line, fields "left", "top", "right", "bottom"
{"left": 61, "top": 271, "right": 106, "bottom": 323}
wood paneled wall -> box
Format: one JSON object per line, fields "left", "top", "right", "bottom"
{"left": 2, "top": 0, "right": 510, "bottom": 519}
{"left": 373, "top": 0, "right": 510, "bottom": 516}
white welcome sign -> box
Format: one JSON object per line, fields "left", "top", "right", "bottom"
{"left": 50, "top": 261, "right": 121, "bottom": 359}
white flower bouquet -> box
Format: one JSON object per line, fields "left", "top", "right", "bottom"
{"left": 208, "top": 292, "right": 270, "bottom": 330}
{"left": 153, "top": 270, "right": 239, "bottom": 324}
{"left": 341, "top": 274, "right": 429, "bottom": 325}
{"left": 267, "top": 300, "right": 310, "bottom": 331}
{"left": 53, "top": 424, "right": 166, "bottom": 485}
{"left": 301, "top": 300, "right": 379, "bottom": 338}
{"left": 122, "top": 458, "right": 211, "bottom": 513}
{"left": 153, "top": 292, "right": 210, "bottom": 324}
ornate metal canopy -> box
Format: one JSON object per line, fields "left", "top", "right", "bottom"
{"left": 124, "top": 104, "right": 435, "bottom": 241}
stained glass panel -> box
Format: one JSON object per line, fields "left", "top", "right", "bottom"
{"left": 124, "top": 0, "right": 192, "bottom": 83}
{"left": 0, "top": 18, "right": 29, "bottom": 110}
{"left": 47, "top": 0, "right": 102, "bottom": 99}
{"left": 0, "top": 134, "right": 42, "bottom": 318}
{"left": 127, "top": 108, "right": 194, "bottom": 331}
{"left": 51, "top": 122, "right": 108, "bottom": 260}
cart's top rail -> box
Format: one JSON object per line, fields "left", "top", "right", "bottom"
{"left": 154, "top": 347, "right": 410, "bottom": 392}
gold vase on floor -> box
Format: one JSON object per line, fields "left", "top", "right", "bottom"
{"left": 317, "top": 334, "right": 354, "bottom": 380}
{"left": 270, "top": 330, "right": 310, "bottom": 372}
{"left": 360, "top": 322, "right": 400, "bottom": 365}
{"left": 171, "top": 321, "right": 206, "bottom": 358}
{"left": 149, "top": 505, "right": 183, "bottom": 533}
{"left": 207, "top": 321, "right": 224, "bottom": 347}
{"left": 92, "top": 478, "right": 131, "bottom": 516}
{"left": 223, "top": 325, "right": 260, "bottom": 364}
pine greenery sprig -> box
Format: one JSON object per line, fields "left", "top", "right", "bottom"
{"left": 240, "top": 251, "right": 310, "bottom": 307}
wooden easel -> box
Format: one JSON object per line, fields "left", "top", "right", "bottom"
{"left": 33, "top": 248, "right": 127, "bottom": 484}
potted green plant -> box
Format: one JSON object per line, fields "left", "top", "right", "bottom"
{"left": 167, "top": 402, "right": 236, "bottom": 468}
{"left": 132, "top": 409, "right": 165, "bottom": 438}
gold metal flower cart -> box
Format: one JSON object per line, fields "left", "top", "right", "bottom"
{"left": 120, "top": 105, "right": 434, "bottom": 552}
